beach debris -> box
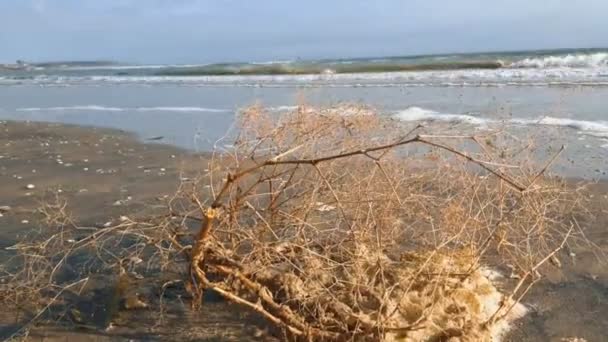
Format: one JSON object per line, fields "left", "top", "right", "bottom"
{"left": 123, "top": 294, "right": 148, "bottom": 310}
{"left": 119, "top": 215, "right": 129, "bottom": 222}
{"left": 25, "top": 184, "right": 35, "bottom": 189}
{"left": 83, "top": 167, "right": 89, "bottom": 171}
{"left": 113, "top": 200, "right": 126, "bottom": 206}
{"left": 0, "top": 213, "right": 3, "bottom": 218}
{"left": 103, "top": 221, "right": 113, "bottom": 228}
{"left": 21, "top": 219, "right": 29, "bottom": 224}
{"left": 147, "top": 136, "right": 164, "bottom": 141}
{"left": 159, "top": 168, "right": 166, "bottom": 172}
{"left": 79, "top": 189, "right": 88, "bottom": 193}
{"left": 0, "top": 206, "right": 11, "bottom": 213}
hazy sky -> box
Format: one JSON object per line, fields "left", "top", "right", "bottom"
{"left": 0, "top": 0, "right": 607, "bottom": 63}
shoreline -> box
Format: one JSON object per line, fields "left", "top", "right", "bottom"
{"left": 1, "top": 120, "right": 607, "bottom": 341}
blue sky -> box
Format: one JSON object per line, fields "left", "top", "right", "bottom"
{"left": 0, "top": 0, "right": 607, "bottom": 63}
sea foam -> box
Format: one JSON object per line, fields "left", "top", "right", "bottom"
{"left": 394, "top": 106, "right": 608, "bottom": 138}
{"left": 510, "top": 53, "right": 608, "bottom": 68}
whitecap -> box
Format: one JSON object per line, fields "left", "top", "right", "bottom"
{"left": 510, "top": 53, "right": 608, "bottom": 68}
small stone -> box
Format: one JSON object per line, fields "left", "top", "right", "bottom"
{"left": 0, "top": 206, "right": 11, "bottom": 213}
{"left": 119, "top": 215, "right": 129, "bottom": 222}
{"left": 103, "top": 221, "right": 113, "bottom": 228}
{"left": 159, "top": 168, "right": 166, "bottom": 172}
{"left": 21, "top": 220, "right": 29, "bottom": 224}
{"left": 25, "top": 184, "right": 35, "bottom": 189}
{"left": 57, "top": 189, "right": 63, "bottom": 193}
{"left": 83, "top": 167, "right": 89, "bottom": 171}
{"left": 79, "top": 189, "right": 88, "bottom": 193}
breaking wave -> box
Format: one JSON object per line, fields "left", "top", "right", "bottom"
{"left": 509, "top": 53, "right": 608, "bottom": 68}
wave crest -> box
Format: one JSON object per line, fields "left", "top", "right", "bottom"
{"left": 510, "top": 53, "right": 608, "bottom": 68}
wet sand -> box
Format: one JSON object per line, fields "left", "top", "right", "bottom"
{"left": 1, "top": 120, "right": 607, "bottom": 341}
{"left": 0, "top": 121, "right": 267, "bottom": 341}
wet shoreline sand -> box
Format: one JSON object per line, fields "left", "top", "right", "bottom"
{"left": 1, "top": 120, "right": 606, "bottom": 341}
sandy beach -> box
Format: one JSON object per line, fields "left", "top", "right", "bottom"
{"left": 0, "top": 121, "right": 266, "bottom": 341}
{"left": 0, "top": 119, "right": 605, "bottom": 341}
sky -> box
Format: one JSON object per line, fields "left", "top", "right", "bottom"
{"left": 0, "top": 0, "right": 607, "bottom": 64}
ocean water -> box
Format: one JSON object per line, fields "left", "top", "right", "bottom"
{"left": 0, "top": 48, "right": 607, "bottom": 178}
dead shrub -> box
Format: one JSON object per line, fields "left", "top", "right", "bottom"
{"left": 1, "top": 104, "right": 587, "bottom": 341}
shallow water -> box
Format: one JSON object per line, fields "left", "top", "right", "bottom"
{"left": 0, "top": 84, "right": 606, "bottom": 179}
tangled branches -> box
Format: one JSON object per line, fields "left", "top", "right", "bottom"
{"left": 1, "top": 104, "right": 587, "bottom": 341}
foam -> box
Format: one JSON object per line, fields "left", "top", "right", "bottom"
{"left": 17, "top": 105, "right": 230, "bottom": 113}
{"left": 393, "top": 106, "right": 608, "bottom": 139}
{"left": 511, "top": 116, "right": 608, "bottom": 133}
{"left": 395, "top": 106, "right": 488, "bottom": 125}
{"left": 267, "top": 105, "right": 300, "bottom": 112}
{"left": 510, "top": 53, "right": 608, "bottom": 68}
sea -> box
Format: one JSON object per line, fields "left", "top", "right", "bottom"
{"left": 1, "top": 48, "right": 607, "bottom": 178}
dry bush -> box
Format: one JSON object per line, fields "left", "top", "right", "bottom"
{"left": 0, "top": 104, "right": 587, "bottom": 341}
